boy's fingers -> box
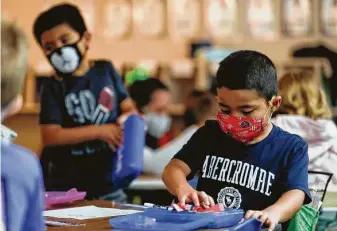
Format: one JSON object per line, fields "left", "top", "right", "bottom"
{"left": 115, "top": 135, "right": 123, "bottom": 145}
{"left": 109, "top": 144, "right": 116, "bottom": 152}
{"left": 259, "top": 213, "right": 268, "bottom": 225}
{"left": 178, "top": 195, "right": 187, "bottom": 205}
{"left": 252, "top": 211, "right": 262, "bottom": 219}
{"left": 268, "top": 220, "right": 276, "bottom": 231}
{"left": 245, "top": 210, "right": 254, "bottom": 219}
{"left": 198, "top": 191, "right": 210, "bottom": 206}
{"left": 190, "top": 192, "right": 200, "bottom": 207}
{"left": 110, "top": 136, "right": 120, "bottom": 146}
{"left": 208, "top": 196, "right": 215, "bottom": 206}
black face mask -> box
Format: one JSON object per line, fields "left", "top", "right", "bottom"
{"left": 183, "top": 109, "right": 197, "bottom": 127}
{"left": 47, "top": 41, "right": 83, "bottom": 77}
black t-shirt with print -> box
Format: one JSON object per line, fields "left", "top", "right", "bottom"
{"left": 174, "top": 120, "right": 312, "bottom": 211}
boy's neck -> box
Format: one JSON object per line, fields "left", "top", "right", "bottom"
{"left": 247, "top": 122, "right": 273, "bottom": 145}
{"left": 72, "top": 58, "right": 91, "bottom": 77}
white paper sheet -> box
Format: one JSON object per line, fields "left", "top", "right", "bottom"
{"left": 43, "top": 205, "right": 142, "bottom": 220}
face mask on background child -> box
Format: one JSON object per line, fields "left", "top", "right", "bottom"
{"left": 144, "top": 112, "right": 171, "bottom": 139}
{"left": 217, "top": 105, "right": 272, "bottom": 144}
{"left": 47, "top": 38, "right": 85, "bottom": 76}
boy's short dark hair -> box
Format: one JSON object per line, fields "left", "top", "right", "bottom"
{"left": 33, "top": 3, "right": 87, "bottom": 44}
{"left": 216, "top": 50, "right": 278, "bottom": 101}
{"left": 129, "top": 78, "right": 169, "bottom": 112}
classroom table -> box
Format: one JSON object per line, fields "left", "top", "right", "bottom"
{"left": 45, "top": 200, "right": 265, "bottom": 231}
{"left": 46, "top": 174, "right": 337, "bottom": 231}
{"left": 46, "top": 200, "right": 241, "bottom": 231}
{"left": 45, "top": 200, "right": 121, "bottom": 231}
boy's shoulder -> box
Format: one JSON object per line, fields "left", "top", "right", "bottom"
{"left": 270, "top": 125, "right": 308, "bottom": 151}
{"left": 93, "top": 59, "right": 113, "bottom": 67}
{"left": 1, "top": 142, "right": 41, "bottom": 180}
{"left": 194, "top": 120, "right": 232, "bottom": 145}
{"left": 272, "top": 124, "right": 306, "bottom": 142}
{"left": 203, "top": 119, "right": 223, "bottom": 132}
{"left": 90, "top": 59, "right": 119, "bottom": 77}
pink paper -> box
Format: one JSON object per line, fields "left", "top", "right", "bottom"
{"left": 45, "top": 188, "right": 86, "bottom": 206}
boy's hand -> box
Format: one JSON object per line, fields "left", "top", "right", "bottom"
{"left": 245, "top": 208, "right": 280, "bottom": 231}
{"left": 97, "top": 124, "right": 123, "bottom": 147}
{"left": 117, "top": 112, "right": 140, "bottom": 126}
{"left": 176, "top": 183, "right": 215, "bottom": 208}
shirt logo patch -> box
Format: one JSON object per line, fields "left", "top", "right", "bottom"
{"left": 217, "top": 187, "right": 242, "bottom": 209}
{"left": 99, "top": 86, "right": 114, "bottom": 111}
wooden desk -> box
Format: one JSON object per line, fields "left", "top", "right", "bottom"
{"left": 46, "top": 200, "right": 144, "bottom": 231}
{"left": 45, "top": 201, "right": 279, "bottom": 231}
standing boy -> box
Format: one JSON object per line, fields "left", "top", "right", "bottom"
{"left": 162, "top": 50, "right": 311, "bottom": 230}
{"left": 33, "top": 3, "right": 136, "bottom": 200}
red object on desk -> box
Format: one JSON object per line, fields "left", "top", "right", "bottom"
{"left": 203, "top": 203, "right": 225, "bottom": 212}
{"left": 175, "top": 202, "right": 224, "bottom": 213}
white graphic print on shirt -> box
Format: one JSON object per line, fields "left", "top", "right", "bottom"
{"left": 65, "top": 86, "right": 115, "bottom": 125}
{"left": 64, "top": 86, "right": 115, "bottom": 155}
{"left": 217, "top": 187, "right": 242, "bottom": 208}
{"left": 202, "top": 155, "right": 275, "bottom": 207}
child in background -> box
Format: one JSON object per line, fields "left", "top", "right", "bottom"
{"left": 144, "top": 92, "right": 217, "bottom": 175}
{"left": 162, "top": 50, "right": 311, "bottom": 231}
{"left": 273, "top": 71, "right": 337, "bottom": 191}
{"left": 183, "top": 90, "right": 207, "bottom": 128}
{"left": 33, "top": 3, "right": 136, "bottom": 200}
{"left": 1, "top": 18, "right": 45, "bottom": 231}
{"left": 129, "top": 78, "right": 172, "bottom": 150}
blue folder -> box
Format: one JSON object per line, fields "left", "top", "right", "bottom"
{"left": 109, "top": 208, "right": 262, "bottom": 231}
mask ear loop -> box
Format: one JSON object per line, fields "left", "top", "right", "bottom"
{"left": 260, "top": 99, "right": 274, "bottom": 131}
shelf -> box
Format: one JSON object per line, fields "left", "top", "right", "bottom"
{"left": 168, "top": 104, "right": 185, "bottom": 116}
{"left": 18, "top": 102, "right": 185, "bottom": 117}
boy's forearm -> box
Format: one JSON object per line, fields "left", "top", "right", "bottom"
{"left": 265, "top": 189, "right": 305, "bottom": 222}
{"left": 162, "top": 160, "right": 192, "bottom": 196}
{"left": 41, "top": 125, "right": 100, "bottom": 146}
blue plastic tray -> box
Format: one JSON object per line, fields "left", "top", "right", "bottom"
{"left": 143, "top": 208, "right": 244, "bottom": 228}
{"left": 109, "top": 208, "right": 262, "bottom": 231}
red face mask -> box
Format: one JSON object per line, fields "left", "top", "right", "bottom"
{"left": 216, "top": 107, "right": 271, "bottom": 144}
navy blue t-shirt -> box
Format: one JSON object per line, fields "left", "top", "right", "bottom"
{"left": 174, "top": 120, "right": 311, "bottom": 211}
{"left": 40, "top": 60, "right": 128, "bottom": 197}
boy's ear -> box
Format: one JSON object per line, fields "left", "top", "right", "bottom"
{"left": 83, "top": 31, "right": 92, "bottom": 49}
{"left": 215, "top": 96, "right": 220, "bottom": 103}
{"left": 271, "top": 96, "right": 282, "bottom": 113}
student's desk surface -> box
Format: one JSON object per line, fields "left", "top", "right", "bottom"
{"left": 45, "top": 198, "right": 337, "bottom": 231}
{"left": 45, "top": 200, "right": 115, "bottom": 231}
{"left": 46, "top": 175, "right": 337, "bottom": 231}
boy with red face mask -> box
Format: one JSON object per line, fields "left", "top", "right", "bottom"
{"left": 162, "top": 50, "right": 311, "bottom": 231}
